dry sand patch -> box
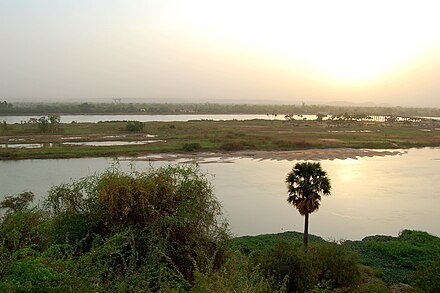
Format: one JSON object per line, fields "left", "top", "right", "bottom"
{"left": 126, "top": 148, "right": 403, "bottom": 163}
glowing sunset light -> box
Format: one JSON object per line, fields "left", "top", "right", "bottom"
{"left": 172, "top": 0, "right": 440, "bottom": 83}
{"left": 1, "top": 0, "right": 440, "bottom": 106}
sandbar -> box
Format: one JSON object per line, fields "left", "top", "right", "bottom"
{"left": 123, "top": 148, "right": 404, "bottom": 163}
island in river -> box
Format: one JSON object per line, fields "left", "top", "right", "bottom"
{"left": 0, "top": 117, "right": 439, "bottom": 160}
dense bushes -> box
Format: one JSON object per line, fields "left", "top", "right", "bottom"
{"left": 1, "top": 169, "right": 439, "bottom": 291}
{"left": 345, "top": 229, "right": 440, "bottom": 284}
{"left": 125, "top": 121, "right": 144, "bottom": 131}
{"left": 255, "top": 241, "right": 315, "bottom": 292}
{"left": 252, "top": 241, "right": 361, "bottom": 292}
{"left": 0, "top": 191, "right": 35, "bottom": 214}
{"left": 0, "top": 165, "right": 229, "bottom": 291}
{"left": 182, "top": 142, "right": 202, "bottom": 152}
{"left": 410, "top": 257, "right": 440, "bottom": 292}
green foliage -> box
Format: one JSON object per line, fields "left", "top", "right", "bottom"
{"left": 351, "top": 266, "right": 389, "bottom": 293}
{"left": 254, "top": 241, "right": 316, "bottom": 292}
{"left": 0, "top": 209, "right": 49, "bottom": 252}
{"left": 220, "top": 142, "right": 245, "bottom": 151}
{"left": 0, "top": 165, "right": 230, "bottom": 291}
{"left": 0, "top": 101, "right": 13, "bottom": 113}
{"left": 232, "top": 231, "right": 325, "bottom": 254}
{"left": 286, "top": 162, "right": 331, "bottom": 216}
{"left": 252, "top": 241, "right": 362, "bottom": 292}
{"left": 0, "top": 251, "right": 69, "bottom": 292}
{"left": 316, "top": 113, "right": 326, "bottom": 122}
{"left": 2, "top": 159, "right": 440, "bottom": 292}
{"left": 309, "top": 242, "right": 361, "bottom": 288}
{"left": 286, "top": 162, "right": 331, "bottom": 250}
{"left": 37, "top": 116, "right": 50, "bottom": 132}
{"left": 1, "top": 120, "right": 8, "bottom": 131}
{"left": 2, "top": 117, "right": 439, "bottom": 160}
{"left": 192, "top": 251, "right": 272, "bottom": 293}
{"left": 356, "top": 280, "right": 389, "bottom": 293}
{"left": 49, "top": 213, "right": 100, "bottom": 248}
{"left": 182, "top": 142, "right": 202, "bottom": 152}
{"left": 0, "top": 191, "right": 35, "bottom": 214}
{"left": 125, "top": 121, "right": 144, "bottom": 132}
{"left": 345, "top": 230, "right": 440, "bottom": 284}
{"left": 410, "top": 257, "right": 440, "bottom": 292}
{"left": 5, "top": 101, "right": 440, "bottom": 118}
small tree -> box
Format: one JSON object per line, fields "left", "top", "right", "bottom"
{"left": 37, "top": 116, "right": 50, "bottom": 133}
{"left": 125, "top": 121, "right": 144, "bottom": 132}
{"left": 48, "top": 114, "right": 60, "bottom": 132}
{"left": 316, "top": 113, "right": 326, "bottom": 122}
{"left": 1, "top": 120, "right": 7, "bottom": 131}
{"left": 286, "top": 162, "right": 331, "bottom": 250}
{"left": 0, "top": 191, "right": 35, "bottom": 214}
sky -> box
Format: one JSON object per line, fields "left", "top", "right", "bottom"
{"left": 1, "top": 0, "right": 440, "bottom": 107}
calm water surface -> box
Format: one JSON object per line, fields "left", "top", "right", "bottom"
{"left": 0, "top": 148, "right": 439, "bottom": 240}
{"left": 2, "top": 114, "right": 437, "bottom": 124}
{"left": 0, "top": 114, "right": 287, "bottom": 124}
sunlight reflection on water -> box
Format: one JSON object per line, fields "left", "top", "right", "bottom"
{"left": 0, "top": 148, "right": 439, "bottom": 240}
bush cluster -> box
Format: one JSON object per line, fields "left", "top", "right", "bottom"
{"left": 252, "top": 241, "right": 361, "bottom": 292}
{"left": 182, "top": 142, "right": 202, "bottom": 152}
{"left": 2, "top": 166, "right": 437, "bottom": 292}
{"left": 125, "top": 121, "right": 144, "bottom": 132}
{"left": 0, "top": 165, "right": 229, "bottom": 291}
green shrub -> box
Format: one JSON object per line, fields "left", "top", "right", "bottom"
{"left": 125, "top": 121, "right": 144, "bottom": 132}
{"left": 254, "top": 241, "right": 316, "bottom": 292}
{"left": 410, "top": 257, "right": 440, "bottom": 292}
{"left": 345, "top": 230, "right": 440, "bottom": 284}
{"left": 44, "top": 165, "right": 229, "bottom": 289}
{"left": 192, "top": 251, "right": 271, "bottom": 293}
{"left": 0, "top": 191, "right": 35, "bottom": 214}
{"left": 220, "top": 142, "right": 245, "bottom": 151}
{"left": 182, "top": 142, "right": 202, "bottom": 152}
{"left": 251, "top": 241, "right": 362, "bottom": 292}
{"left": 310, "top": 242, "right": 361, "bottom": 289}
{"left": 0, "top": 209, "right": 49, "bottom": 252}
{"left": 0, "top": 248, "right": 71, "bottom": 292}
{"left": 49, "top": 213, "right": 100, "bottom": 248}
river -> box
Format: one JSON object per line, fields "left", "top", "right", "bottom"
{"left": 1, "top": 148, "right": 439, "bottom": 240}
{"left": 1, "top": 114, "right": 438, "bottom": 124}
{"left": 0, "top": 114, "right": 289, "bottom": 124}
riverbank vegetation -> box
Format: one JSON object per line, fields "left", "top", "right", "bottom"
{"left": 1, "top": 118, "right": 439, "bottom": 160}
{"left": 1, "top": 165, "right": 439, "bottom": 292}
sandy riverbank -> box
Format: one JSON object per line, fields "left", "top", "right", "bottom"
{"left": 123, "top": 148, "right": 404, "bottom": 163}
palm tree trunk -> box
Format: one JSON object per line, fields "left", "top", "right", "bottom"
{"left": 303, "top": 212, "right": 309, "bottom": 250}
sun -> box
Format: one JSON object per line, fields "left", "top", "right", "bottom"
{"left": 173, "top": 0, "right": 440, "bottom": 84}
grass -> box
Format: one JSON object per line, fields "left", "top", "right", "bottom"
{"left": 232, "top": 231, "right": 325, "bottom": 254}
{"left": 232, "top": 230, "right": 440, "bottom": 286}
{"left": 1, "top": 119, "right": 439, "bottom": 160}
{"left": 344, "top": 230, "right": 440, "bottom": 284}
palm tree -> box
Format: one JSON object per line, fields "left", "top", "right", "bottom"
{"left": 286, "top": 162, "right": 331, "bottom": 250}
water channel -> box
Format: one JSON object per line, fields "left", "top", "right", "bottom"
{"left": 1, "top": 147, "right": 439, "bottom": 240}
{"left": 0, "top": 114, "right": 287, "bottom": 124}
{"left": 1, "top": 114, "right": 438, "bottom": 124}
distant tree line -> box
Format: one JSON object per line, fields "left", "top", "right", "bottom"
{"left": 20, "top": 114, "right": 61, "bottom": 133}
{"left": 1, "top": 101, "right": 439, "bottom": 118}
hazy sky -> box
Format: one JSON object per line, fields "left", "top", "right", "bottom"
{"left": 1, "top": 0, "right": 440, "bottom": 106}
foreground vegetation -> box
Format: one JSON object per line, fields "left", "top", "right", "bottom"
{"left": 1, "top": 117, "right": 439, "bottom": 160}
{"left": 1, "top": 165, "right": 439, "bottom": 292}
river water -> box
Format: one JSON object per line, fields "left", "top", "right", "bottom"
{"left": 0, "top": 114, "right": 288, "bottom": 124}
{"left": 0, "top": 148, "right": 439, "bottom": 240}
{"left": 1, "top": 114, "right": 438, "bottom": 124}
